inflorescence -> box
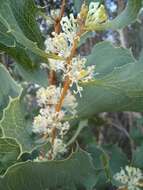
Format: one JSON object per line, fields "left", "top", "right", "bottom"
{"left": 114, "top": 166, "right": 143, "bottom": 190}
{"left": 33, "top": 2, "right": 108, "bottom": 160}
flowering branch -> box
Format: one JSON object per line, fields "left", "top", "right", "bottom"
{"left": 33, "top": 1, "right": 108, "bottom": 160}
{"left": 53, "top": 11, "right": 87, "bottom": 146}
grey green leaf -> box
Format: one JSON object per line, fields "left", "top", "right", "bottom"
{"left": 0, "top": 97, "right": 34, "bottom": 153}
{"left": 77, "top": 42, "right": 143, "bottom": 118}
{"left": 0, "top": 137, "right": 21, "bottom": 176}
{"left": 0, "top": 65, "right": 21, "bottom": 118}
{"left": 132, "top": 144, "right": 143, "bottom": 169}
{"left": 0, "top": 0, "right": 59, "bottom": 63}
{"left": 0, "top": 149, "right": 97, "bottom": 190}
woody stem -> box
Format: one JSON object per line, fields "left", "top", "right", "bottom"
{"left": 49, "top": 0, "right": 66, "bottom": 86}
{"left": 55, "top": 37, "right": 79, "bottom": 112}
{"left": 51, "top": 32, "right": 83, "bottom": 146}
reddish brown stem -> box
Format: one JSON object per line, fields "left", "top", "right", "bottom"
{"left": 54, "top": 0, "right": 66, "bottom": 34}
{"left": 56, "top": 77, "right": 71, "bottom": 112}
{"left": 49, "top": 0, "right": 66, "bottom": 86}
{"left": 51, "top": 127, "right": 57, "bottom": 144}
{"left": 48, "top": 70, "right": 57, "bottom": 85}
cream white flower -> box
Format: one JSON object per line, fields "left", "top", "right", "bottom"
{"left": 36, "top": 87, "right": 48, "bottom": 106}
{"left": 114, "top": 166, "right": 143, "bottom": 190}
{"left": 45, "top": 32, "right": 72, "bottom": 57}
{"left": 44, "top": 13, "right": 79, "bottom": 73}
{"left": 36, "top": 85, "right": 61, "bottom": 107}
{"left": 34, "top": 138, "right": 67, "bottom": 161}
{"left": 85, "top": 2, "right": 108, "bottom": 26}
{"left": 48, "top": 59, "right": 66, "bottom": 72}
{"left": 60, "top": 13, "right": 78, "bottom": 43}
{"left": 52, "top": 138, "right": 67, "bottom": 158}
{"left": 59, "top": 121, "right": 70, "bottom": 138}
{"left": 36, "top": 85, "right": 77, "bottom": 114}
{"left": 47, "top": 138, "right": 67, "bottom": 159}
{"left": 33, "top": 85, "right": 77, "bottom": 149}
{"left": 32, "top": 114, "right": 48, "bottom": 134}
{"left": 50, "top": 9, "right": 61, "bottom": 19}
{"left": 33, "top": 105, "right": 69, "bottom": 136}
{"left": 64, "top": 57, "right": 95, "bottom": 96}
{"left": 63, "top": 90, "right": 78, "bottom": 115}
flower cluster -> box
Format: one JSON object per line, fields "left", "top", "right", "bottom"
{"left": 85, "top": 2, "right": 108, "bottom": 26}
{"left": 44, "top": 14, "right": 78, "bottom": 61}
{"left": 45, "top": 32, "right": 71, "bottom": 58}
{"left": 44, "top": 6, "right": 98, "bottom": 96}
{"left": 114, "top": 166, "right": 143, "bottom": 190}
{"left": 64, "top": 56, "right": 95, "bottom": 96}
{"left": 32, "top": 85, "right": 77, "bottom": 159}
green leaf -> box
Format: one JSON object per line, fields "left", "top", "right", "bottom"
{"left": 86, "top": 0, "right": 142, "bottom": 31}
{"left": 0, "top": 0, "right": 43, "bottom": 68}
{"left": 88, "top": 144, "right": 128, "bottom": 175}
{"left": 87, "top": 144, "right": 128, "bottom": 189}
{"left": 132, "top": 144, "right": 143, "bottom": 169}
{"left": 0, "top": 128, "right": 3, "bottom": 137}
{"left": 0, "top": 137, "right": 21, "bottom": 176}
{"left": 0, "top": 65, "right": 21, "bottom": 118}
{"left": 77, "top": 42, "right": 143, "bottom": 118}
{"left": 15, "top": 64, "right": 48, "bottom": 87}
{"left": 103, "top": 145, "right": 128, "bottom": 175}
{"left": 86, "top": 41, "right": 135, "bottom": 77}
{"left": 0, "top": 149, "right": 97, "bottom": 190}
{"left": 0, "top": 0, "right": 61, "bottom": 85}
{"left": 0, "top": 97, "right": 35, "bottom": 153}
{"left": 130, "top": 125, "right": 143, "bottom": 146}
